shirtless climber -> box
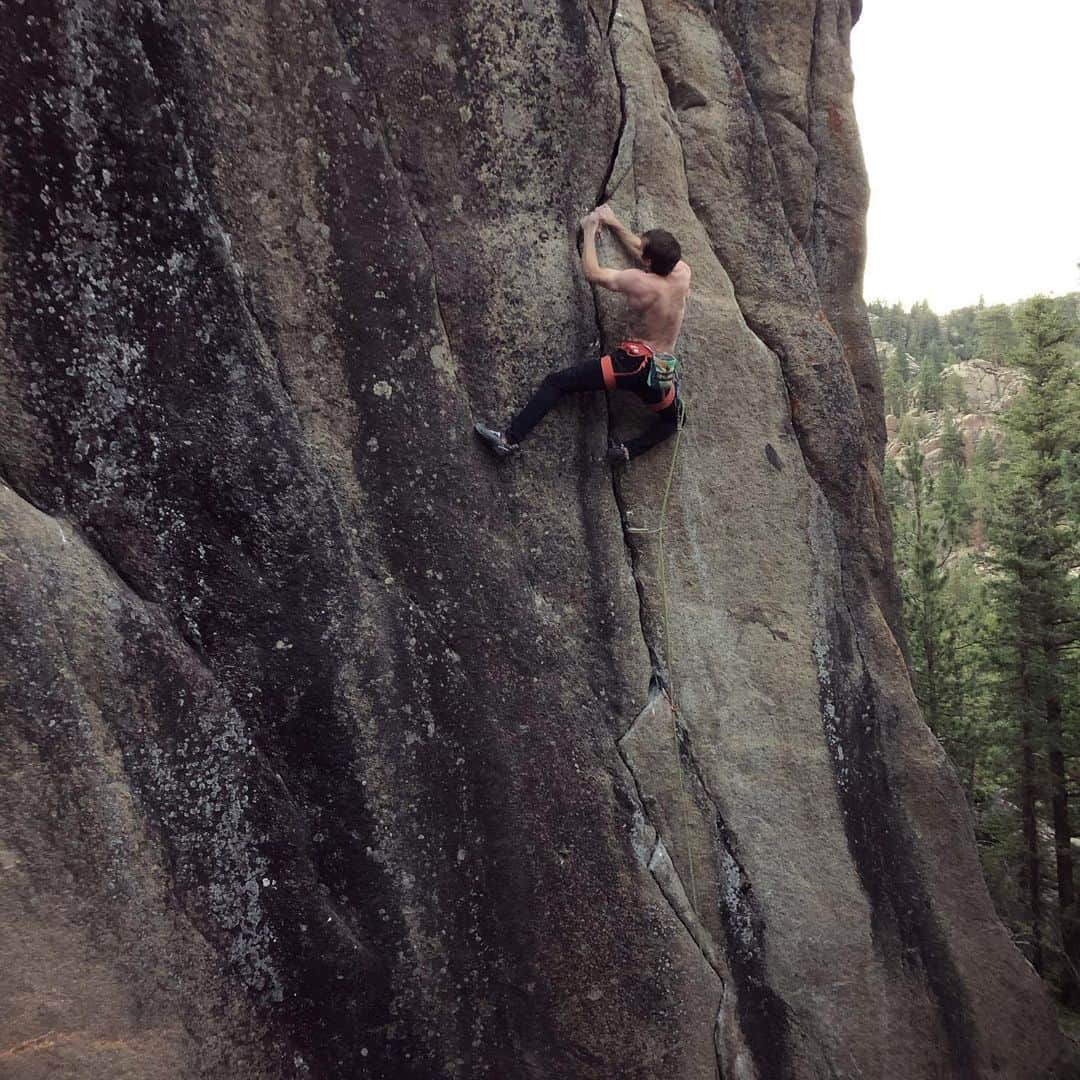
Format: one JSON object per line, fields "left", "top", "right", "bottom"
{"left": 474, "top": 204, "right": 690, "bottom": 464}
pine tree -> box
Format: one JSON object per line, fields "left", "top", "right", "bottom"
{"left": 883, "top": 458, "right": 907, "bottom": 510}
{"left": 936, "top": 462, "right": 971, "bottom": 549}
{"left": 883, "top": 349, "right": 909, "bottom": 416}
{"left": 939, "top": 413, "right": 966, "bottom": 469}
{"left": 917, "top": 351, "right": 944, "bottom": 411}
{"left": 968, "top": 432, "right": 999, "bottom": 552}
{"left": 943, "top": 372, "right": 970, "bottom": 413}
{"left": 909, "top": 300, "right": 942, "bottom": 354}
{"left": 899, "top": 439, "right": 949, "bottom": 729}
{"left": 988, "top": 296, "right": 1080, "bottom": 997}
{"left": 976, "top": 304, "right": 1020, "bottom": 363}
{"left": 972, "top": 430, "right": 999, "bottom": 470}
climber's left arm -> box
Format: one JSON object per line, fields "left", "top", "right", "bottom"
{"left": 579, "top": 211, "right": 637, "bottom": 292}
{"left": 580, "top": 215, "right": 650, "bottom": 297}
{"left": 579, "top": 211, "right": 609, "bottom": 282}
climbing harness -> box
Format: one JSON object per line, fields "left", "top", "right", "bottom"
{"left": 600, "top": 340, "right": 678, "bottom": 412}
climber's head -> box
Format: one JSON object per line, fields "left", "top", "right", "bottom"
{"left": 641, "top": 229, "right": 681, "bottom": 276}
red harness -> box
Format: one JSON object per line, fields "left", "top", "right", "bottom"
{"left": 600, "top": 340, "right": 677, "bottom": 412}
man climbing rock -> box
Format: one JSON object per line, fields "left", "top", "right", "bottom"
{"left": 475, "top": 204, "right": 690, "bottom": 464}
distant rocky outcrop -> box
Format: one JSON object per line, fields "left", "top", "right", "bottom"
{"left": 0, "top": 2, "right": 1066, "bottom": 1078}
{"left": 948, "top": 358, "right": 1024, "bottom": 414}
{"left": 884, "top": 354, "right": 1022, "bottom": 472}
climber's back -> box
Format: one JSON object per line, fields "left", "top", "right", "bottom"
{"left": 618, "top": 257, "right": 691, "bottom": 355}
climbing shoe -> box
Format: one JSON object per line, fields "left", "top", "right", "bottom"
{"left": 474, "top": 423, "right": 520, "bottom": 457}
{"left": 606, "top": 441, "right": 631, "bottom": 465}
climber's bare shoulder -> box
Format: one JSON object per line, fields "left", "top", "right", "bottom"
{"left": 596, "top": 267, "right": 653, "bottom": 296}
{"left": 610, "top": 263, "right": 690, "bottom": 300}
{"left": 668, "top": 260, "right": 692, "bottom": 290}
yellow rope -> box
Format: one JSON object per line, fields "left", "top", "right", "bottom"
{"left": 655, "top": 403, "right": 699, "bottom": 914}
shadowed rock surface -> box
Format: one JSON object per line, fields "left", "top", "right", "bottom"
{"left": 0, "top": 1, "right": 1067, "bottom": 1077}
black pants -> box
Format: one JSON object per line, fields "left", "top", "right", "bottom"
{"left": 506, "top": 351, "right": 683, "bottom": 460}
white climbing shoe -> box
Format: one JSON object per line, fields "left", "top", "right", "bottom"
{"left": 474, "top": 423, "right": 520, "bottom": 457}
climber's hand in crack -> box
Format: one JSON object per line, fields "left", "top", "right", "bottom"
{"left": 474, "top": 210, "right": 690, "bottom": 466}
{"left": 595, "top": 203, "right": 619, "bottom": 226}
{"left": 579, "top": 210, "right": 603, "bottom": 242}
{"left": 595, "top": 204, "right": 644, "bottom": 259}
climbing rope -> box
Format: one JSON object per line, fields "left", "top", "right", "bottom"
{"left": 656, "top": 399, "right": 685, "bottom": 708}
{"left": 628, "top": 398, "right": 699, "bottom": 914}
{"left": 656, "top": 402, "right": 700, "bottom": 915}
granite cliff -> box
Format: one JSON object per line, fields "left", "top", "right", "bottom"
{"left": 0, "top": 1, "right": 1068, "bottom": 1077}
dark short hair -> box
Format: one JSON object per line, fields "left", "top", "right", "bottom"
{"left": 641, "top": 229, "right": 681, "bottom": 276}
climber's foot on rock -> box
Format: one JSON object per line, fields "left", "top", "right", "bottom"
{"left": 606, "top": 441, "right": 630, "bottom": 466}
{"left": 474, "top": 423, "right": 519, "bottom": 457}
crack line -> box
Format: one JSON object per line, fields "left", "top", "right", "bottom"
{"left": 599, "top": 5, "right": 632, "bottom": 205}
{"left": 614, "top": 694, "right": 726, "bottom": 984}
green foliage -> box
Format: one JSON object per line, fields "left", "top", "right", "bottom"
{"left": 935, "top": 462, "right": 972, "bottom": 548}
{"left": 908, "top": 300, "right": 942, "bottom": 355}
{"left": 943, "top": 372, "right": 970, "bottom": 413}
{"left": 883, "top": 348, "right": 909, "bottom": 416}
{"left": 972, "top": 430, "right": 999, "bottom": 469}
{"left": 883, "top": 457, "right": 907, "bottom": 510}
{"left": 897, "top": 411, "right": 929, "bottom": 444}
{"left": 884, "top": 291, "right": 1080, "bottom": 1000}
{"left": 975, "top": 304, "right": 1020, "bottom": 362}
{"left": 939, "top": 413, "right": 966, "bottom": 468}
{"left": 945, "top": 303, "right": 982, "bottom": 360}
{"left": 916, "top": 352, "right": 944, "bottom": 411}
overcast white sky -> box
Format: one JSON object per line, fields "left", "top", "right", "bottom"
{"left": 852, "top": 0, "right": 1080, "bottom": 313}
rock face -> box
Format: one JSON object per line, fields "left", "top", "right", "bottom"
{"left": 947, "top": 358, "right": 1024, "bottom": 415}
{"left": 0, "top": 2, "right": 1066, "bottom": 1078}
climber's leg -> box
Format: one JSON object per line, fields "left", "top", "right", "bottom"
{"left": 503, "top": 359, "right": 606, "bottom": 445}
{"left": 621, "top": 398, "right": 684, "bottom": 460}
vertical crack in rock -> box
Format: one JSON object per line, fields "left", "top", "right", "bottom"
{"left": 608, "top": 467, "right": 665, "bottom": 680}
{"left": 805, "top": 0, "right": 826, "bottom": 255}
{"left": 613, "top": 694, "right": 748, "bottom": 1080}
{"left": 589, "top": 13, "right": 727, "bottom": 1080}
{"left": 599, "top": 3, "right": 633, "bottom": 205}
{"left": 594, "top": 17, "right": 793, "bottom": 1074}
{"left": 585, "top": 1, "right": 604, "bottom": 43}
{"left": 616, "top": 692, "right": 726, "bottom": 981}
{"left": 591, "top": 20, "right": 736, "bottom": 1072}
{"left": 600, "top": 7, "right": 857, "bottom": 1074}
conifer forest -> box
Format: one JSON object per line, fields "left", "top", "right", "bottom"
{"left": 872, "top": 294, "right": 1080, "bottom": 1017}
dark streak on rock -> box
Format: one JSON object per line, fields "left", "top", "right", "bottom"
{"left": 817, "top": 589, "right": 978, "bottom": 1074}
{"left": 677, "top": 726, "right": 797, "bottom": 1080}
